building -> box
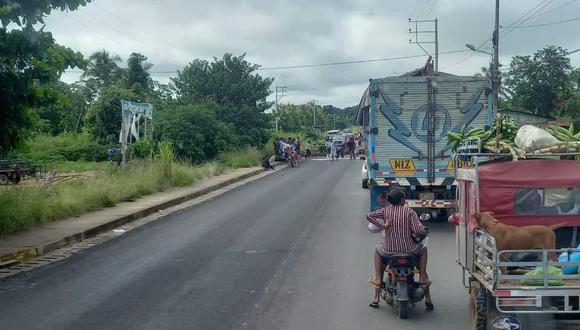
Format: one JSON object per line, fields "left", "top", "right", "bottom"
{"left": 498, "top": 109, "right": 570, "bottom": 127}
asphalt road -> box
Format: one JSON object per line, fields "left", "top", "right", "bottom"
{"left": 0, "top": 159, "right": 468, "bottom": 330}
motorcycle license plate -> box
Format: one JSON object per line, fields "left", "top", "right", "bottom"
{"left": 420, "top": 192, "right": 434, "bottom": 200}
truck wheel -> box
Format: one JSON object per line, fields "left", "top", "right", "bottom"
{"left": 469, "top": 286, "right": 488, "bottom": 330}
{"left": 398, "top": 301, "right": 408, "bottom": 319}
{"left": 362, "top": 179, "right": 368, "bottom": 189}
{"left": 0, "top": 175, "right": 8, "bottom": 185}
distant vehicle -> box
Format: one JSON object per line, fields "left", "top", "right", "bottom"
{"left": 356, "top": 63, "right": 491, "bottom": 219}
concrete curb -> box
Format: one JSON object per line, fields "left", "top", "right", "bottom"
{"left": 0, "top": 165, "right": 277, "bottom": 267}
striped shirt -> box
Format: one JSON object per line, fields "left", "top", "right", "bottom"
{"left": 367, "top": 205, "right": 427, "bottom": 253}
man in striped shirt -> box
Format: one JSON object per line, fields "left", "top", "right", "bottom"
{"left": 366, "top": 187, "right": 433, "bottom": 310}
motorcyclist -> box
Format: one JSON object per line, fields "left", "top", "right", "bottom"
{"left": 366, "top": 187, "right": 433, "bottom": 310}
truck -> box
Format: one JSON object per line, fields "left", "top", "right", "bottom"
{"left": 451, "top": 144, "right": 580, "bottom": 329}
{"left": 356, "top": 64, "right": 492, "bottom": 217}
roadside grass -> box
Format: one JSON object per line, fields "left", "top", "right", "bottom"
{"left": 218, "top": 148, "right": 261, "bottom": 168}
{"left": 0, "top": 148, "right": 261, "bottom": 236}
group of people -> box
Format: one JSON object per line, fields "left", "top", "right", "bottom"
{"left": 273, "top": 137, "right": 315, "bottom": 160}
{"left": 262, "top": 137, "right": 315, "bottom": 171}
{"left": 324, "top": 132, "right": 364, "bottom": 161}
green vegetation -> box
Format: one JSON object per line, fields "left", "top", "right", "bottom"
{"left": 0, "top": 146, "right": 261, "bottom": 236}
{"left": 501, "top": 46, "right": 580, "bottom": 124}
{"left": 218, "top": 148, "right": 261, "bottom": 168}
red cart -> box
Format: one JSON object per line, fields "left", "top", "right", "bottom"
{"left": 451, "top": 146, "right": 580, "bottom": 329}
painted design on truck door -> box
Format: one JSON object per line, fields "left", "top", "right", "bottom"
{"left": 377, "top": 85, "right": 485, "bottom": 158}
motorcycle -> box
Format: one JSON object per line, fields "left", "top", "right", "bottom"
{"left": 378, "top": 213, "right": 430, "bottom": 319}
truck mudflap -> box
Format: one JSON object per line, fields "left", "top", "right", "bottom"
{"left": 406, "top": 199, "right": 456, "bottom": 208}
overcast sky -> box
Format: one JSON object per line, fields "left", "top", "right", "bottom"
{"left": 44, "top": 0, "right": 580, "bottom": 108}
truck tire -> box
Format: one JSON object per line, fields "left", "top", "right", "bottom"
{"left": 469, "top": 286, "right": 488, "bottom": 330}
{"left": 362, "top": 179, "right": 368, "bottom": 189}
{"left": 0, "top": 174, "right": 8, "bottom": 185}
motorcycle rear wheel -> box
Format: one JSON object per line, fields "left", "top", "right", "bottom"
{"left": 398, "top": 301, "right": 408, "bottom": 319}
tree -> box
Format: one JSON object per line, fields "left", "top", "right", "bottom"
{"left": 171, "top": 53, "right": 273, "bottom": 146}
{"left": 0, "top": 0, "right": 92, "bottom": 27}
{"left": 83, "top": 50, "right": 126, "bottom": 97}
{"left": 559, "top": 68, "right": 580, "bottom": 120}
{"left": 155, "top": 101, "right": 239, "bottom": 162}
{"left": 0, "top": 27, "right": 85, "bottom": 155}
{"left": 127, "top": 52, "right": 153, "bottom": 95}
{"left": 85, "top": 84, "right": 136, "bottom": 144}
{"left": 504, "top": 46, "right": 572, "bottom": 116}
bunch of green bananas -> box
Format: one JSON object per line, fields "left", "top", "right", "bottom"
{"left": 491, "top": 114, "right": 519, "bottom": 141}
{"left": 544, "top": 124, "right": 580, "bottom": 142}
{"left": 447, "top": 126, "right": 493, "bottom": 152}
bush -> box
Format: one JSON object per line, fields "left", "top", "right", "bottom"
{"left": 129, "top": 140, "right": 154, "bottom": 159}
{"left": 18, "top": 133, "right": 109, "bottom": 163}
{"left": 218, "top": 148, "right": 261, "bottom": 168}
{"left": 156, "top": 101, "right": 240, "bottom": 162}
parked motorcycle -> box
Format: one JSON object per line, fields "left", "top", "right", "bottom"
{"left": 380, "top": 213, "right": 430, "bottom": 319}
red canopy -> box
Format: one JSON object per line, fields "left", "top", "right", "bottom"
{"left": 476, "top": 159, "right": 580, "bottom": 226}
{"left": 478, "top": 159, "right": 580, "bottom": 189}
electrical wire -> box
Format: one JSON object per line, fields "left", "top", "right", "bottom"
{"left": 443, "top": 0, "right": 554, "bottom": 70}
{"left": 64, "top": 49, "right": 473, "bottom": 74}
{"left": 77, "top": 8, "right": 156, "bottom": 50}
{"left": 91, "top": 2, "right": 182, "bottom": 49}
{"left": 409, "top": 0, "right": 421, "bottom": 19}
{"left": 501, "top": 0, "right": 555, "bottom": 38}
{"left": 424, "top": 0, "right": 438, "bottom": 19}
{"left": 416, "top": 0, "right": 432, "bottom": 19}
{"left": 63, "top": 12, "right": 124, "bottom": 46}
{"left": 503, "top": 16, "right": 580, "bottom": 28}
{"left": 526, "top": 0, "right": 580, "bottom": 19}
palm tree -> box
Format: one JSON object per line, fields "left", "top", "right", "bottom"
{"left": 82, "top": 50, "right": 125, "bottom": 90}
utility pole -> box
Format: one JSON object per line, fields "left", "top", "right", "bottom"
{"left": 434, "top": 18, "right": 438, "bottom": 72}
{"left": 313, "top": 101, "right": 317, "bottom": 128}
{"left": 274, "top": 86, "right": 287, "bottom": 131}
{"left": 492, "top": 0, "right": 500, "bottom": 117}
{"left": 408, "top": 18, "right": 439, "bottom": 73}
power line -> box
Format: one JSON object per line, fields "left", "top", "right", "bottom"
{"left": 257, "top": 49, "right": 470, "bottom": 71}
{"left": 63, "top": 12, "right": 124, "bottom": 46}
{"left": 64, "top": 49, "right": 473, "bottom": 74}
{"left": 91, "top": 2, "right": 182, "bottom": 49}
{"left": 424, "top": 0, "right": 438, "bottom": 18}
{"left": 77, "top": 8, "right": 156, "bottom": 50}
{"left": 443, "top": 0, "right": 554, "bottom": 70}
{"left": 416, "top": 0, "right": 432, "bottom": 19}
{"left": 527, "top": 0, "right": 580, "bottom": 19}
{"left": 501, "top": 0, "right": 555, "bottom": 38}
{"left": 503, "top": 16, "right": 580, "bottom": 28}
{"left": 409, "top": 0, "right": 421, "bottom": 19}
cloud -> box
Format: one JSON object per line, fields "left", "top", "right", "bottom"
{"left": 45, "top": 0, "right": 580, "bottom": 107}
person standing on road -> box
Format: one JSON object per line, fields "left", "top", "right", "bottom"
{"left": 325, "top": 138, "right": 332, "bottom": 160}
{"left": 330, "top": 139, "right": 337, "bottom": 161}
{"left": 348, "top": 136, "right": 356, "bottom": 159}
{"left": 366, "top": 187, "right": 433, "bottom": 310}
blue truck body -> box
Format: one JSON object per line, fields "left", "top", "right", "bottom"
{"left": 357, "top": 73, "right": 492, "bottom": 214}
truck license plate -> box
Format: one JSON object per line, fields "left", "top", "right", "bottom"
{"left": 389, "top": 159, "right": 415, "bottom": 170}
